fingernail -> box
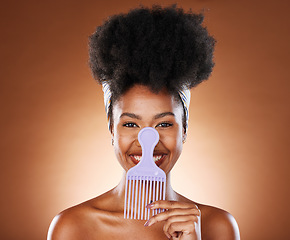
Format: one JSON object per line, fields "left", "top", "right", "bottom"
{"left": 146, "top": 203, "right": 154, "bottom": 208}
{"left": 146, "top": 200, "right": 154, "bottom": 208}
{"left": 144, "top": 220, "right": 150, "bottom": 226}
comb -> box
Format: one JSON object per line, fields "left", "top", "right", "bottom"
{"left": 124, "top": 127, "right": 166, "bottom": 220}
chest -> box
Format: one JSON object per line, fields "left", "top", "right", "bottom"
{"left": 88, "top": 216, "right": 168, "bottom": 240}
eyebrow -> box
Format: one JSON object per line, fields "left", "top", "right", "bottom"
{"left": 120, "top": 112, "right": 142, "bottom": 119}
{"left": 153, "top": 112, "right": 175, "bottom": 119}
{"left": 120, "top": 112, "right": 175, "bottom": 120}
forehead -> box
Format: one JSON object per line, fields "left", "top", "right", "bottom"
{"left": 113, "top": 85, "right": 183, "bottom": 117}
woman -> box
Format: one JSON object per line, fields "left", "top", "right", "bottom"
{"left": 48, "top": 5, "right": 240, "bottom": 240}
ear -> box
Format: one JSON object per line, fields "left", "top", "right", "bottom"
{"left": 110, "top": 125, "right": 114, "bottom": 146}
{"left": 182, "top": 130, "right": 187, "bottom": 144}
{"left": 110, "top": 123, "right": 114, "bottom": 137}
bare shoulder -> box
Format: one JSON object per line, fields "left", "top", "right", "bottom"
{"left": 47, "top": 190, "right": 120, "bottom": 240}
{"left": 198, "top": 204, "right": 240, "bottom": 240}
{"left": 47, "top": 203, "right": 93, "bottom": 240}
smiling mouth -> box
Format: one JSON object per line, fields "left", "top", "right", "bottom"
{"left": 129, "top": 154, "right": 166, "bottom": 166}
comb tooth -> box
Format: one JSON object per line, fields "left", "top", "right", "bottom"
{"left": 133, "top": 177, "right": 138, "bottom": 219}
{"left": 137, "top": 177, "right": 142, "bottom": 219}
{"left": 141, "top": 178, "right": 145, "bottom": 220}
{"left": 155, "top": 177, "right": 160, "bottom": 214}
{"left": 163, "top": 179, "right": 166, "bottom": 200}
{"left": 154, "top": 177, "right": 159, "bottom": 214}
{"left": 124, "top": 177, "right": 128, "bottom": 218}
{"left": 131, "top": 177, "right": 135, "bottom": 219}
{"left": 158, "top": 178, "right": 161, "bottom": 214}
{"left": 162, "top": 179, "right": 166, "bottom": 212}
{"left": 156, "top": 178, "right": 159, "bottom": 215}
{"left": 148, "top": 177, "right": 152, "bottom": 219}
{"left": 152, "top": 178, "right": 156, "bottom": 216}
{"left": 159, "top": 180, "right": 162, "bottom": 214}
{"left": 134, "top": 177, "right": 138, "bottom": 219}
{"left": 144, "top": 177, "right": 149, "bottom": 220}
{"left": 127, "top": 178, "right": 132, "bottom": 218}
{"left": 159, "top": 178, "right": 162, "bottom": 214}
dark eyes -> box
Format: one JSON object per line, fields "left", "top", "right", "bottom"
{"left": 123, "top": 122, "right": 138, "bottom": 128}
{"left": 156, "top": 122, "right": 173, "bottom": 128}
{"left": 122, "top": 122, "right": 173, "bottom": 128}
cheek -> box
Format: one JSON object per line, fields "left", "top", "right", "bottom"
{"left": 159, "top": 129, "right": 183, "bottom": 154}
{"left": 113, "top": 132, "right": 135, "bottom": 156}
{"left": 171, "top": 136, "right": 183, "bottom": 157}
{"left": 112, "top": 134, "right": 130, "bottom": 170}
{"left": 159, "top": 132, "right": 183, "bottom": 173}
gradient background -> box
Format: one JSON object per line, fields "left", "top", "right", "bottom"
{"left": 0, "top": 0, "right": 289, "bottom": 239}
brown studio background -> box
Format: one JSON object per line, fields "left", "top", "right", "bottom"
{"left": 0, "top": 0, "right": 289, "bottom": 239}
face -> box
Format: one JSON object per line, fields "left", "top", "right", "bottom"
{"left": 111, "top": 84, "right": 185, "bottom": 174}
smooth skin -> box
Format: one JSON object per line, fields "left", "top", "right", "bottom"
{"left": 48, "top": 85, "right": 240, "bottom": 240}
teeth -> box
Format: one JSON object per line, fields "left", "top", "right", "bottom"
{"left": 134, "top": 155, "right": 142, "bottom": 161}
{"left": 153, "top": 155, "right": 162, "bottom": 162}
{"left": 132, "top": 155, "right": 163, "bottom": 162}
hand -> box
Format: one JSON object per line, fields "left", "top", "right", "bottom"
{"left": 144, "top": 200, "right": 201, "bottom": 240}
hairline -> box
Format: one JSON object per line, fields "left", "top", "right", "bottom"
{"left": 108, "top": 88, "right": 187, "bottom": 133}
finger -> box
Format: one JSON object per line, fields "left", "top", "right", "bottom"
{"left": 167, "top": 221, "right": 198, "bottom": 239}
{"left": 163, "top": 215, "right": 199, "bottom": 235}
{"left": 145, "top": 208, "right": 200, "bottom": 226}
{"left": 145, "top": 207, "right": 200, "bottom": 227}
{"left": 147, "top": 200, "right": 199, "bottom": 211}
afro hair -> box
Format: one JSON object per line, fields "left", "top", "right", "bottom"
{"left": 89, "top": 4, "right": 216, "bottom": 100}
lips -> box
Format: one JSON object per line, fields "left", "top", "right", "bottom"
{"left": 129, "top": 154, "right": 166, "bottom": 167}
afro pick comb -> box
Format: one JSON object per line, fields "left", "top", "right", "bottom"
{"left": 124, "top": 127, "right": 166, "bottom": 220}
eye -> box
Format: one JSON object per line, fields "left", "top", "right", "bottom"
{"left": 156, "top": 122, "right": 173, "bottom": 128}
{"left": 123, "top": 122, "right": 138, "bottom": 128}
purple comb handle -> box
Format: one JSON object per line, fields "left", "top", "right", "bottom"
{"left": 137, "top": 127, "right": 159, "bottom": 169}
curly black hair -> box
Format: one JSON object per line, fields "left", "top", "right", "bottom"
{"left": 89, "top": 5, "right": 215, "bottom": 98}
{"left": 89, "top": 5, "right": 215, "bottom": 131}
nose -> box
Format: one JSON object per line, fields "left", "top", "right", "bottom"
{"left": 135, "top": 137, "right": 161, "bottom": 148}
{"left": 135, "top": 127, "right": 160, "bottom": 148}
